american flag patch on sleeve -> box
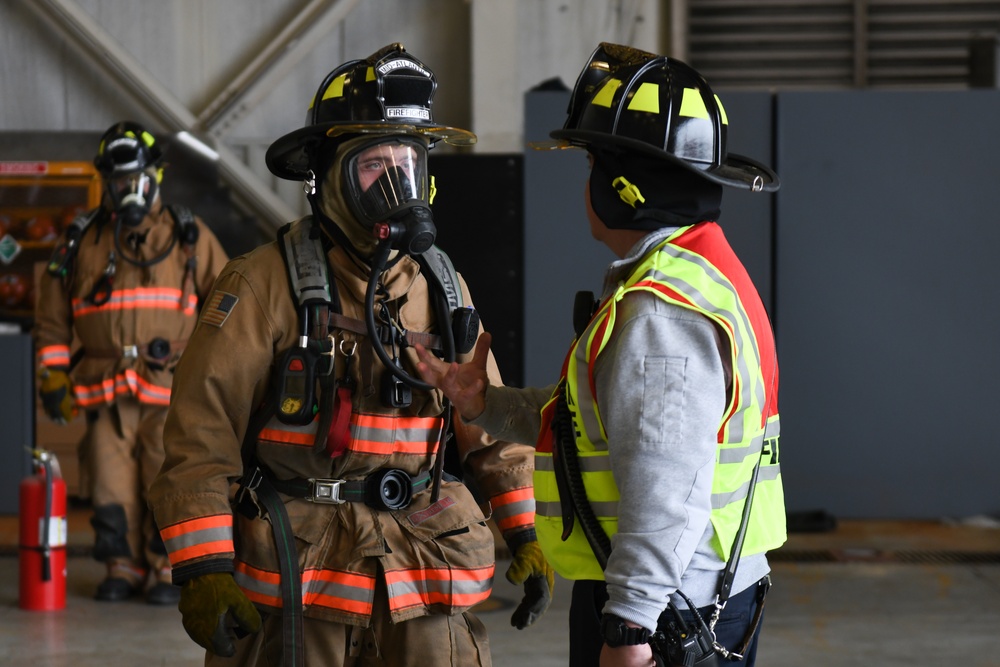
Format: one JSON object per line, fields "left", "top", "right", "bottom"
{"left": 200, "top": 291, "right": 239, "bottom": 328}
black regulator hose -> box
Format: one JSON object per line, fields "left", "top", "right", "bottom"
{"left": 365, "top": 239, "right": 434, "bottom": 392}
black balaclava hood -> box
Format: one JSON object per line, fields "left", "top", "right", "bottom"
{"left": 589, "top": 149, "right": 724, "bottom": 230}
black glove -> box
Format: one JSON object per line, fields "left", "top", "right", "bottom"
{"left": 505, "top": 539, "right": 555, "bottom": 629}
{"left": 179, "top": 572, "right": 262, "bottom": 657}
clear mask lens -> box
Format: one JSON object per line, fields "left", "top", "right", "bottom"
{"left": 109, "top": 172, "right": 151, "bottom": 209}
{"left": 346, "top": 139, "right": 428, "bottom": 223}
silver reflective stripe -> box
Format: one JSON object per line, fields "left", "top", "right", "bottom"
{"left": 492, "top": 495, "right": 536, "bottom": 523}
{"left": 385, "top": 570, "right": 492, "bottom": 604}
{"left": 303, "top": 575, "right": 374, "bottom": 607}
{"left": 234, "top": 564, "right": 377, "bottom": 610}
{"left": 534, "top": 454, "right": 612, "bottom": 473}
{"left": 648, "top": 266, "right": 764, "bottom": 444}
{"left": 572, "top": 337, "right": 608, "bottom": 450}
{"left": 233, "top": 568, "right": 272, "bottom": 600}
{"left": 163, "top": 524, "right": 232, "bottom": 555}
{"left": 712, "top": 479, "right": 751, "bottom": 510}
{"left": 536, "top": 499, "right": 619, "bottom": 518}
{"left": 711, "top": 466, "right": 781, "bottom": 509}
{"left": 351, "top": 422, "right": 439, "bottom": 445}
{"left": 718, "top": 433, "right": 764, "bottom": 465}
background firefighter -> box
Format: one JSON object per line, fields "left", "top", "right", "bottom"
{"left": 148, "top": 43, "right": 552, "bottom": 666}
{"left": 415, "top": 43, "right": 787, "bottom": 667}
{"left": 33, "top": 120, "right": 231, "bottom": 604}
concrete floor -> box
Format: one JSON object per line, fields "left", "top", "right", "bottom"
{"left": 2, "top": 512, "right": 999, "bottom": 666}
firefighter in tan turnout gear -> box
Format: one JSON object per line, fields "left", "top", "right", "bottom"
{"left": 148, "top": 43, "right": 552, "bottom": 666}
{"left": 33, "top": 121, "right": 230, "bottom": 604}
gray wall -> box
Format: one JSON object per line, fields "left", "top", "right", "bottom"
{"left": 776, "top": 90, "right": 1000, "bottom": 520}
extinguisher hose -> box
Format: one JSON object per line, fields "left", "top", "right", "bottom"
{"left": 40, "top": 456, "right": 53, "bottom": 583}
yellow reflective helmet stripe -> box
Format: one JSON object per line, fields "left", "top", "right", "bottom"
{"left": 679, "top": 87, "right": 710, "bottom": 119}
{"left": 626, "top": 82, "right": 659, "bottom": 113}
{"left": 715, "top": 95, "right": 729, "bottom": 125}
{"left": 591, "top": 78, "right": 621, "bottom": 108}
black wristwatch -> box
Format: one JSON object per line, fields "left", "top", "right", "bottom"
{"left": 600, "top": 613, "right": 651, "bottom": 648}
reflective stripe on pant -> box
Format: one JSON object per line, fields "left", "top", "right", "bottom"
{"left": 89, "top": 396, "right": 170, "bottom": 574}
{"left": 206, "top": 569, "right": 493, "bottom": 666}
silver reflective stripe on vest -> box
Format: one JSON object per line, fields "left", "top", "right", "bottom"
{"left": 572, "top": 328, "right": 610, "bottom": 451}
{"left": 534, "top": 454, "right": 612, "bottom": 473}
{"left": 536, "top": 499, "right": 619, "bottom": 519}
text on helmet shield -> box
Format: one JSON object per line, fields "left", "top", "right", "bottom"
{"left": 386, "top": 107, "right": 431, "bottom": 120}
{"left": 378, "top": 59, "right": 431, "bottom": 78}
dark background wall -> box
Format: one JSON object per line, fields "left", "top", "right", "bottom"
{"left": 775, "top": 90, "right": 1000, "bottom": 521}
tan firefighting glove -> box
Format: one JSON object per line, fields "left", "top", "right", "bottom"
{"left": 179, "top": 572, "right": 262, "bottom": 657}
{"left": 38, "top": 368, "right": 75, "bottom": 424}
{"left": 506, "top": 538, "right": 555, "bottom": 629}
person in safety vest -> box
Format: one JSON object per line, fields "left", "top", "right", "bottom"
{"left": 33, "top": 120, "right": 230, "bottom": 605}
{"left": 415, "top": 43, "right": 787, "bottom": 667}
{"left": 147, "top": 43, "right": 552, "bottom": 666}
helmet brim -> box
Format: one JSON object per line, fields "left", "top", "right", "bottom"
{"left": 266, "top": 122, "right": 476, "bottom": 181}
{"left": 549, "top": 128, "right": 779, "bottom": 193}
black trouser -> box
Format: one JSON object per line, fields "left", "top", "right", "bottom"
{"left": 568, "top": 577, "right": 768, "bottom": 667}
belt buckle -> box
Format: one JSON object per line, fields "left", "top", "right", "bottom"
{"left": 122, "top": 345, "right": 139, "bottom": 360}
{"left": 308, "top": 478, "right": 346, "bottom": 504}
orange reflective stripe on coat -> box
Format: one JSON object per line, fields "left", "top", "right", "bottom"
{"left": 489, "top": 486, "right": 536, "bottom": 533}
{"left": 234, "top": 559, "right": 376, "bottom": 617}
{"left": 71, "top": 286, "right": 198, "bottom": 317}
{"left": 383, "top": 564, "right": 494, "bottom": 614}
{"left": 159, "top": 514, "right": 234, "bottom": 567}
{"left": 38, "top": 344, "right": 71, "bottom": 368}
{"left": 260, "top": 412, "right": 444, "bottom": 456}
{"left": 73, "top": 368, "right": 171, "bottom": 407}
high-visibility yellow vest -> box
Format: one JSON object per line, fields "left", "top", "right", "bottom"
{"left": 535, "top": 222, "right": 786, "bottom": 580}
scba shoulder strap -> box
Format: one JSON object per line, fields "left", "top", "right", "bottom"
{"left": 48, "top": 204, "right": 201, "bottom": 279}
{"left": 46, "top": 207, "right": 103, "bottom": 278}
{"left": 278, "top": 216, "right": 334, "bottom": 311}
{"left": 165, "top": 204, "right": 199, "bottom": 247}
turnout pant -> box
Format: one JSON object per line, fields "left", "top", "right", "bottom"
{"left": 89, "top": 396, "right": 171, "bottom": 579}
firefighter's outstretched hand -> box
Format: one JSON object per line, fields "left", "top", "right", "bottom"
{"left": 414, "top": 332, "right": 491, "bottom": 421}
{"left": 506, "top": 539, "right": 555, "bottom": 630}
{"left": 179, "top": 572, "right": 261, "bottom": 657}
{"left": 38, "top": 368, "right": 75, "bottom": 424}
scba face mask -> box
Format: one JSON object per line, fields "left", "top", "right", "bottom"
{"left": 108, "top": 171, "right": 157, "bottom": 227}
{"left": 343, "top": 138, "right": 436, "bottom": 255}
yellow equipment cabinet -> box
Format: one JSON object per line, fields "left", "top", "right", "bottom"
{"left": 0, "top": 160, "right": 101, "bottom": 323}
{"left": 0, "top": 160, "right": 101, "bottom": 504}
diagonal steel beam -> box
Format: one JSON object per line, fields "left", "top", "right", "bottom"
{"left": 19, "top": 0, "right": 297, "bottom": 232}
{"left": 198, "top": 0, "right": 362, "bottom": 140}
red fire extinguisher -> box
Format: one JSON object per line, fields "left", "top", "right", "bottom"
{"left": 19, "top": 448, "right": 67, "bottom": 611}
